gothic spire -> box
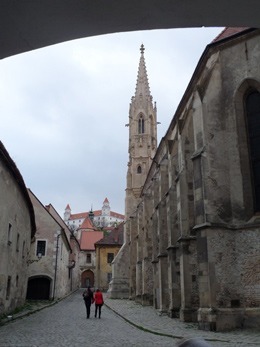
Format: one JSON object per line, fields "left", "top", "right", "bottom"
{"left": 134, "top": 44, "right": 151, "bottom": 99}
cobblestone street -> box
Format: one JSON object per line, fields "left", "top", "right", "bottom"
{"left": 0, "top": 290, "right": 259, "bottom": 347}
{"left": 0, "top": 291, "right": 176, "bottom": 347}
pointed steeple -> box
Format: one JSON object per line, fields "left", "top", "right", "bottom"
{"left": 125, "top": 44, "right": 158, "bottom": 218}
{"left": 134, "top": 44, "right": 151, "bottom": 100}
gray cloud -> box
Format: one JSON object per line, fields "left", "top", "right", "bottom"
{"left": 0, "top": 27, "right": 223, "bottom": 217}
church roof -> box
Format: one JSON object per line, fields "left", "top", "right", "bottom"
{"left": 212, "top": 27, "right": 251, "bottom": 43}
{"left": 103, "top": 197, "right": 109, "bottom": 203}
{"left": 134, "top": 44, "right": 151, "bottom": 99}
{"left": 80, "top": 230, "right": 104, "bottom": 250}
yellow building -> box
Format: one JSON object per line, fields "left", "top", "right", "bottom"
{"left": 95, "top": 223, "right": 124, "bottom": 291}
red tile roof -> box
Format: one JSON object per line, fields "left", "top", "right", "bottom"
{"left": 110, "top": 211, "right": 125, "bottom": 219}
{"left": 79, "top": 217, "right": 95, "bottom": 230}
{"left": 80, "top": 231, "right": 104, "bottom": 250}
{"left": 95, "top": 222, "right": 124, "bottom": 246}
{"left": 69, "top": 210, "right": 103, "bottom": 220}
{"left": 212, "top": 27, "right": 251, "bottom": 43}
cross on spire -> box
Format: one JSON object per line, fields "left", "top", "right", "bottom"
{"left": 140, "top": 44, "right": 145, "bottom": 54}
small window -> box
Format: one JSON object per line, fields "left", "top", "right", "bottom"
{"left": 8, "top": 223, "right": 12, "bottom": 245}
{"left": 16, "top": 233, "right": 20, "bottom": 252}
{"left": 86, "top": 253, "right": 91, "bottom": 263}
{"left": 137, "top": 165, "right": 142, "bottom": 174}
{"left": 6, "top": 276, "right": 11, "bottom": 300}
{"left": 36, "top": 240, "right": 46, "bottom": 256}
{"left": 22, "top": 241, "right": 25, "bottom": 258}
{"left": 107, "top": 253, "right": 114, "bottom": 264}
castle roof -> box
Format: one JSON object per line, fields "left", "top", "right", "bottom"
{"left": 65, "top": 204, "right": 71, "bottom": 210}
{"left": 68, "top": 209, "right": 124, "bottom": 221}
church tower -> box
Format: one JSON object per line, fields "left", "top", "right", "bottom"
{"left": 108, "top": 45, "right": 158, "bottom": 299}
{"left": 125, "top": 44, "right": 157, "bottom": 218}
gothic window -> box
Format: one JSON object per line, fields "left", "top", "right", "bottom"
{"left": 7, "top": 223, "right": 12, "bottom": 245}
{"left": 245, "top": 90, "right": 260, "bottom": 211}
{"left": 6, "top": 276, "right": 11, "bottom": 299}
{"left": 138, "top": 115, "right": 145, "bottom": 134}
{"left": 137, "top": 165, "right": 142, "bottom": 174}
{"left": 16, "top": 233, "right": 20, "bottom": 252}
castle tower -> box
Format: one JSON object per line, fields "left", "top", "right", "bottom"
{"left": 108, "top": 45, "right": 158, "bottom": 299}
{"left": 125, "top": 44, "right": 157, "bottom": 218}
{"left": 102, "top": 197, "right": 110, "bottom": 216}
{"left": 64, "top": 204, "right": 71, "bottom": 221}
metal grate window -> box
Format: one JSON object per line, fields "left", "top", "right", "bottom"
{"left": 36, "top": 240, "right": 46, "bottom": 256}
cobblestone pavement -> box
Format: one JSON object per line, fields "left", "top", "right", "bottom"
{"left": 104, "top": 295, "right": 260, "bottom": 347}
{"left": 0, "top": 290, "right": 176, "bottom": 347}
{"left": 0, "top": 290, "right": 259, "bottom": 347}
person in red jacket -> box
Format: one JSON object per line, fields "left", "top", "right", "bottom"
{"left": 94, "top": 289, "right": 104, "bottom": 318}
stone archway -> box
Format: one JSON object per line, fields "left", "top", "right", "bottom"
{"left": 1, "top": 2, "right": 260, "bottom": 60}
{"left": 26, "top": 276, "right": 51, "bottom": 300}
{"left": 81, "top": 270, "right": 94, "bottom": 288}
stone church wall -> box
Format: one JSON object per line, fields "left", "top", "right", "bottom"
{"left": 111, "top": 29, "right": 260, "bottom": 331}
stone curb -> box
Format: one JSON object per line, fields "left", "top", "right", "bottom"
{"left": 104, "top": 303, "right": 232, "bottom": 345}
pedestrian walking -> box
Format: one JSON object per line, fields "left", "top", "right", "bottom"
{"left": 82, "top": 286, "right": 94, "bottom": 319}
{"left": 94, "top": 289, "right": 104, "bottom": 318}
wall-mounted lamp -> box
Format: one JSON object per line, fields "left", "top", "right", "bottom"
{"left": 27, "top": 253, "right": 42, "bottom": 265}
{"left": 67, "top": 260, "right": 76, "bottom": 269}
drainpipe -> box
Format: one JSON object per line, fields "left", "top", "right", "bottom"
{"left": 52, "top": 231, "right": 61, "bottom": 300}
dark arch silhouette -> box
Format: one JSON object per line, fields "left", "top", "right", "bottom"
{"left": 0, "top": 1, "right": 260, "bottom": 60}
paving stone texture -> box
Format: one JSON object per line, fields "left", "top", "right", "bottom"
{"left": 0, "top": 290, "right": 259, "bottom": 347}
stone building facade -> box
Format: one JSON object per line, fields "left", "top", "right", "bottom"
{"left": 77, "top": 217, "right": 104, "bottom": 288}
{"left": 27, "top": 190, "right": 76, "bottom": 300}
{"left": 110, "top": 28, "right": 260, "bottom": 331}
{"left": 95, "top": 223, "right": 124, "bottom": 291}
{"left": 0, "top": 141, "right": 36, "bottom": 316}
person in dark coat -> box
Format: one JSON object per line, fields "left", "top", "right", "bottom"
{"left": 82, "top": 286, "right": 94, "bottom": 319}
{"left": 94, "top": 289, "right": 104, "bottom": 318}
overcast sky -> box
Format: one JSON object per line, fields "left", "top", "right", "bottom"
{"left": 0, "top": 27, "right": 224, "bottom": 217}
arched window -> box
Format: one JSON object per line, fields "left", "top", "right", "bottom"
{"left": 138, "top": 115, "right": 145, "bottom": 134}
{"left": 245, "top": 90, "right": 260, "bottom": 211}
{"left": 137, "top": 165, "right": 142, "bottom": 174}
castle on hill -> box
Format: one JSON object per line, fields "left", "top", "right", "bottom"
{"left": 64, "top": 197, "right": 125, "bottom": 230}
